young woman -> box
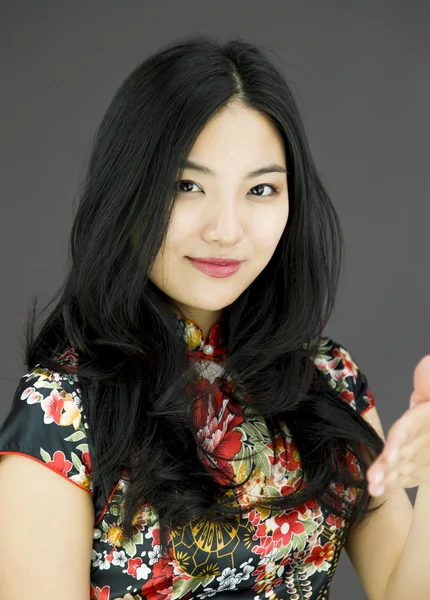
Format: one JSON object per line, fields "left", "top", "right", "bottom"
{"left": 0, "top": 35, "right": 421, "bottom": 600}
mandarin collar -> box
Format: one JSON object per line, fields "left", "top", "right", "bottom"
{"left": 175, "top": 313, "right": 227, "bottom": 360}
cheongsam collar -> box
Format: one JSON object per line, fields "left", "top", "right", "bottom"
{"left": 175, "top": 313, "right": 227, "bottom": 360}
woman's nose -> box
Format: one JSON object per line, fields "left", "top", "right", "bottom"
{"left": 203, "top": 198, "right": 245, "bottom": 245}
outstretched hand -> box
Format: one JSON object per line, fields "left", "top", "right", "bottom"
{"left": 367, "top": 354, "right": 430, "bottom": 497}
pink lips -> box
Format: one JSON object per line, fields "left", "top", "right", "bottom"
{"left": 186, "top": 257, "right": 242, "bottom": 278}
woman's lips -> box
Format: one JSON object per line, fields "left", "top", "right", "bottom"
{"left": 186, "top": 257, "right": 242, "bottom": 278}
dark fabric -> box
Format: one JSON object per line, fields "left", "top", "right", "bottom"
{"left": 0, "top": 319, "right": 375, "bottom": 600}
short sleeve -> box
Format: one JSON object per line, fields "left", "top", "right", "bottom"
{"left": 0, "top": 361, "right": 93, "bottom": 495}
{"left": 315, "top": 337, "right": 376, "bottom": 417}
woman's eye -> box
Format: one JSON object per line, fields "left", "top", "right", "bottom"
{"left": 176, "top": 180, "right": 200, "bottom": 193}
{"left": 250, "top": 184, "right": 279, "bottom": 197}
{"left": 175, "top": 180, "right": 279, "bottom": 197}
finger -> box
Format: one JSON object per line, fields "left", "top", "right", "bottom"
{"left": 413, "top": 355, "right": 430, "bottom": 401}
{"left": 380, "top": 453, "right": 430, "bottom": 492}
{"left": 382, "top": 425, "right": 409, "bottom": 465}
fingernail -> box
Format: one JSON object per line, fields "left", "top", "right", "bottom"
{"left": 374, "top": 485, "right": 385, "bottom": 496}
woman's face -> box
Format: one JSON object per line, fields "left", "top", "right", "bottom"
{"left": 149, "top": 101, "right": 290, "bottom": 335}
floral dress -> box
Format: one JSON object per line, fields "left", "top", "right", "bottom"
{"left": 0, "top": 315, "right": 375, "bottom": 600}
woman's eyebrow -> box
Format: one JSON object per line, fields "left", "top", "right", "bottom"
{"left": 179, "top": 159, "right": 287, "bottom": 179}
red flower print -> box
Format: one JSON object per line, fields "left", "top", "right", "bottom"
{"left": 296, "top": 498, "right": 318, "bottom": 515}
{"left": 365, "top": 387, "right": 375, "bottom": 406}
{"left": 151, "top": 526, "right": 172, "bottom": 548}
{"left": 20, "top": 386, "right": 41, "bottom": 404}
{"left": 333, "top": 347, "right": 358, "bottom": 379}
{"left": 267, "top": 435, "right": 287, "bottom": 468}
{"left": 326, "top": 481, "right": 347, "bottom": 510}
{"left": 90, "top": 585, "right": 110, "bottom": 600}
{"left": 252, "top": 511, "right": 305, "bottom": 558}
{"left": 246, "top": 509, "right": 261, "bottom": 526}
{"left": 41, "top": 389, "right": 65, "bottom": 424}
{"left": 253, "top": 558, "right": 290, "bottom": 595}
{"left": 267, "top": 436, "right": 301, "bottom": 472}
{"left": 280, "top": 484, "right": 295, "bottom": 496}
{"left": 46, "top": 450, "right": 73, "bottom": 475}
{"left": 58, "top": 346, "right": 79, "bottom": 372}
{"left": 255, "top": 522, "right": 267, "bottom": 538}
{"left": 140, "top": 554, "right": 173, "bottom": 600}
{"left": 333, "top": 482, "right": 344, "bottom": 496}
{"left": 82, "top": 450, "right": 92, "bottom": 475}
{"left": 345, "top": 449, "right": 360, "bottom": 479}
{"left": 252, "top": 535, "right": 275, "bottom": 558}
{"left": 304, "top": 541, "right": 335, "bottom": 567}
{"left": 340, "top": 388, "right": 355, "bottom": 403}
{"left": 127, "top": 557, "right": 143, "bottom": 577}
{"left": 126, "top": 556, "right": 152, "bottom": 581}
{"left": 286, "top": 439, "right": 301, "bottom": 472}
{"left": 193, "top": 377, "right": 245, "bottom": 484}
{"left": 326, "top": 514, "right": 343, "bottom": 529}
{"left": 272, "top": 511, "right": 305, "bottom": 546}
{"left": 253, "top": 560, "right": 277, "bottom": 584}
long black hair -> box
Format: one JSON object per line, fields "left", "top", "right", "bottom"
{"left": 23, "top": 35, "right": 385, "bottom": 554}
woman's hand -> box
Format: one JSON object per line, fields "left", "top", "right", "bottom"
{"left": 367, "top": 355, "right": 430, "bottom": 497}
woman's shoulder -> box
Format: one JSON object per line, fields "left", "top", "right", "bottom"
{"left": 23, "top": 346, "right": 81, "bottom": 392}
{"left": 0, "top": 346, "right": 92, "bottom": 494}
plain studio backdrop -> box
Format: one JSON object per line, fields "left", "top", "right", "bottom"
{"left": 0, "top": 2, "right": 429, "bottom": 598}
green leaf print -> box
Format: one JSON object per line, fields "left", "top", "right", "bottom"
{"left": 251, "top": 445, "right": 272, "bottom": 479}
{"left": 64, "top": 430, "right": 86, "bottom": 442}
{"left": 109, "top": 502, "right": 121, "bottom": 517}
{"left": 40, "top": 448, "right": 51, "bottom": 463}
{"left": 121, "top": 538, "right": 137, "bottom": 556}
{"left": 76, "top": 443, "right": 89, "bottom": 453}
{"left": 240, "top": 418, "right": 270, "bottom": 443}
{"left": 274, "top": 539, "right": 293, "bottom": 560}
{"left": 302, "top": 518, "right": 319, "bottom": 536}
{"left": 265, "top": 485, "right": 282, "bottom": 498}
{"left": 121, "top": 531, "right": 144, "bottom": 557}
{"left": 248, "top": 417, "right": 270, "bottom": 435}
{"left": 172, "top": 574, "right": 215, "bottom": 600}
{"left": 317, "top": 559, "right": 332, "bottom": 573}
{"left": 37, "top": 382, "right": 62, "bottom": 390}
{"left": 70, "top": 451, "right": 82, "bottom": 472}
{"left": 292, "top": 530, "right": 308, "bottom": 552}
{"left": 233, "top": 438, "right": 252, "bottom": 461}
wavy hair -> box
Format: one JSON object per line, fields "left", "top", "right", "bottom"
{"left": 23, "top": 35, "right": 385, "bottom": 554}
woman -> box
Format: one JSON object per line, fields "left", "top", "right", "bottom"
{"left": 0, "top": 35, "right": 418, "bottom": 600}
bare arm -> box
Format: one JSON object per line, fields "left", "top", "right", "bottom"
{"left": 0, "top": 454, "right": 95, "bottom": 600}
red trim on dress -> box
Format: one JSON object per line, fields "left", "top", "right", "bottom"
{"left": 360, "top": 398, "right": 376, "bottom": 417}
{"left": 94, "top": 474, "right": 125, "bottom": 527}
{"left": 0, "top": 450, "right": 92, "bottom": 494}
{"left": 0, "top": 450, "right": 127, "bottom": 529}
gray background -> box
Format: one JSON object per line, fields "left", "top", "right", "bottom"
{"left": 1, "top": 1, "right": 429, "bottom": 598}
